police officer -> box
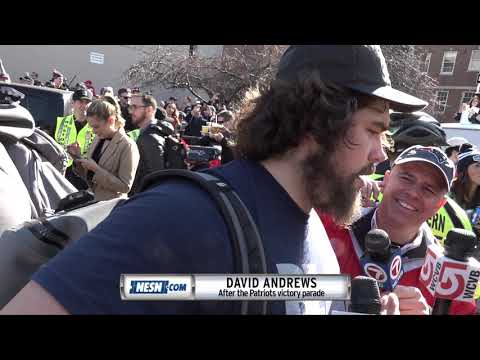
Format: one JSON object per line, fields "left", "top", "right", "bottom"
{"left": 54, "top": 88, "right": 95, "bottom": 190}
{"left": 369, "top": 111, "right": 473, "bottom": 245}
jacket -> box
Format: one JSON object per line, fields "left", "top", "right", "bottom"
{"left": 74, "top": 128, "right": 139, "bottom": 201}
{"left": 320, "top": 211, "right": 477, "bottom": 314}
{"left": 130, "top": 123, "right": 166, "bottom": 195}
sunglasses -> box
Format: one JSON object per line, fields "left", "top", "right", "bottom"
{"left": 128, "top": 105, "right": 146, "bottom": 111}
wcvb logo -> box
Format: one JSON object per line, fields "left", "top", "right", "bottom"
{"left": 420, "top": 248, "right": 437, "bottom": 286}
{"left": 389, "top": 256, "right": 402, "bottom": 280}
{"left": 364, "top": 263, "right": 387, "bottom": 283}
{"left": 435, "top": 261, "right": 468, "bottom": 299}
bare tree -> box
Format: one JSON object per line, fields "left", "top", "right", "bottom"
{"left": 124, "top": 45, "right": 287, "bottom": 107}
{"left": 125, "top": 45, "right": 438, "bottom": 111}
{"left": 381, "top": 45, "right": 438, "bottom": 114}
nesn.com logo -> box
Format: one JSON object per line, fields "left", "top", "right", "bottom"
{"left": 129, "top": 280, "right": 187, "bottom": 294}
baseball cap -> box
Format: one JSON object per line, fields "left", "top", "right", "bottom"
{"left": 457, "top": 143, "right": 480, "bottom": 173}
{"left": 447, "top": 137, "right": 469, "bottom": 148}
{"left": 72, "top": 88, "right": 93, "bottom": 102}
{"left": 276, "top": 45, "right": 428, "bottom": 112}
{"left": 393, "top": 145, "right": 455, "bottom": 192}
{"left": 52, "top": 69, "right": 64, "bottom": 79}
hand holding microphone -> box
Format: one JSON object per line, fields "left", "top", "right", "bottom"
{"left": 361, "top": 229, "right": 429, "bottom": 314}
{"left": 393, "top": 285, "right": 430, "bottom": 315}
{"left": 420, "top": 228, "right": 480, "bottom": 315}
{"left": 360, "top": 229, "right": 403, "bottom": 292}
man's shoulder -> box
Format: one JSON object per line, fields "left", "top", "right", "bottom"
{"left": 138, "top": 126, "right": 165, "bottom": 144}
{"left": 132, "top": 176, "right": 225, "bottom": 216}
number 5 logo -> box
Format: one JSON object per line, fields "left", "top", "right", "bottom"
{"left": 435, "top": 261, "right": 468, "bottom": 299}
{"left": 420, "top": 248, "right": 437, "bottom": 287}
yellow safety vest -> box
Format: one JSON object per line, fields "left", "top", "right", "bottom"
{"left": 127, "top": 129, "right": 140, "bottom": 142}
{"left": 54, "top": 115, "right": 95, "bottom": 167}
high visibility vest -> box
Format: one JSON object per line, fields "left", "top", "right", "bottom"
{"left": 127, "top": 129, "right": 140, "bottom": 142}
{"left": 54, "top": 115, "right": 95, "bottom": 167}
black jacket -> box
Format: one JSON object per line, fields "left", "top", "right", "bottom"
{"left": 130, "top": 123, "right": 166, "bottom": 195}
{"left": 184, "top": 116, "right": 207, "bottom": 137}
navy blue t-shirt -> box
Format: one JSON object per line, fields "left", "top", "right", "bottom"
{"left": 33, "top": 159, "right": 327, "bottom": 314}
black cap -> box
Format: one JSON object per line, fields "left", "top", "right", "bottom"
{"left": 72, "top": 88, "right": 93, "bottom": 102}
{"left": 276, "top": 45, "right": 428, "bottom": 112}
{"left": 457, "top": 143, "right": 480, "bottom": 174}
{"left": 52, "top": 69, "right": 64, "bottom": 79}
{"left": 393, "top": 145, "right": 455, "bottom": 192}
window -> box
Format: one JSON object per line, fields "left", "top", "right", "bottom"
{"left": 424, "top": 52, "right": 432, "bottom": 73}
{"left": 189, "top": 45, "right": 198, "bottom": 57}
{"left": 468, "top": 50, "right": 480, "bottom": 71}
{"left": 440, "top": 51, "right": 457, "bottom": 74}
{"left": 461, "top": 91, "right": 476, "bottom": 106}
{"left": 435, "top": 90, "right": 449, "bottom": 113}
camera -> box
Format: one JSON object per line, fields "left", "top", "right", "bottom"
{"left": 186, "top": 145, "right": 221, "bottom": 163}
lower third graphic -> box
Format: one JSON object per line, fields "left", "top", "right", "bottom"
{"left": 120, "top": 275, "right": 194, "bottom": 300}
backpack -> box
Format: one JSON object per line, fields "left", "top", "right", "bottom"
{"left": 140, "top": 169, "right": 267, "bottom": 314}
{"left": 0, "top": 101, "right": 77, "bottom": 218}
{"left": 0, "top": 197, "right": 125, "bottom": 309}
{"left": 163, "top": 135, "right": 187, "bottom": 169}
{"left": 152, "top": 121, "right": 187, "bottom": 170}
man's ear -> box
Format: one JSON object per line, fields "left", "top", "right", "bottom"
{"left": 383, "top": 170, "right": 391, "bottom": 188}
{"left": 435, "top": 197, "right": 448, "bottom": 212}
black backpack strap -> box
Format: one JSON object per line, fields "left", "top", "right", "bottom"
{"left": 140, "top": 169, "right": 268, "bottom": 315}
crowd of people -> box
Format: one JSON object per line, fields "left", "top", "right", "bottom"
{"left": 47, "top": 83, "right": 237, "bottom": 201}
{"left": 1, "top": 45, "right": 480, "bottom": 315}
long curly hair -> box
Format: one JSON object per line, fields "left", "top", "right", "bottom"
{"left": 234, "top": 69, "right": 380, "bottom": 161}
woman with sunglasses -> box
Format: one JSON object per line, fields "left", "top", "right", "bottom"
{"left": 69, "top": 95, "right": 140, "bottom": 201}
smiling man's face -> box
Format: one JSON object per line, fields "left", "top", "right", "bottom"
{"left": 380, "top": 161, "right": 448, "bottom": 231}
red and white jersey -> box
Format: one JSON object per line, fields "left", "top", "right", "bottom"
{"left": 319, "top": 209, "right": 477, "bottom": 315}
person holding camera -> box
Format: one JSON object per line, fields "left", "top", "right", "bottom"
{"left": 194, "top": 111, "right": 236, "bottom": 166}
{"left": 454, "top": 94, "right": 480, "bottom": 123}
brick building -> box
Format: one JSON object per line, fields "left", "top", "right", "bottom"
{"left": 422, "top": 45, "right": 480, "bottom": 122}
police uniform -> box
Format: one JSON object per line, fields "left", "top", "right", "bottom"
{"left": 54, "top": 114, "right": 95, "bottom": 168}
{"left": 54, "top": 88, "right": 94, "bottom": 190}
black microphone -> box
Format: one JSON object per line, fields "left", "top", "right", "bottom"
{"left": 349, "top": 276, "right": 382, "bottom": 314}
{"left": 431, "top": 229, "right": 478, "bottom": 315}
{"left": 361, "top": 229, "right": 404, "bottom": 291}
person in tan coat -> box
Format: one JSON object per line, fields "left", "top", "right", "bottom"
{"left": 68, "top": 96, "right": 139, "bottom": 201}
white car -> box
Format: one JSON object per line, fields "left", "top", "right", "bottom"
{"left": 442, "top": 123, "right": 480, "bottom": 148}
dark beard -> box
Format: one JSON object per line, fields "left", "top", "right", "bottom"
{"left": 302, "top": 151, "right": 373, "bottom": 226}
